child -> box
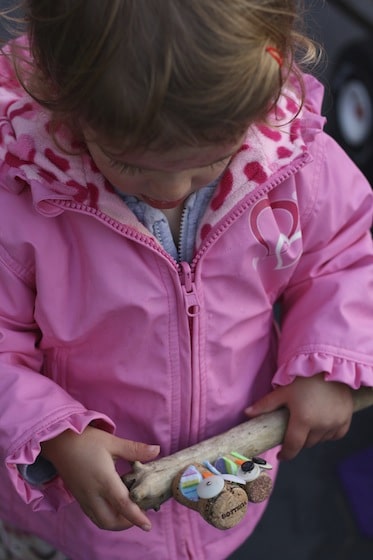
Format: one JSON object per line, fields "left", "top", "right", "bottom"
{"left": 0, "top": 1, "right": 371, "bottom": 559}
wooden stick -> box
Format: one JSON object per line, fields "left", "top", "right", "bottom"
{"left": 122, "top": 387, "right": 373, "bottom": 511}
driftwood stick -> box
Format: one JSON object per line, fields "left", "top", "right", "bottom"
{"left": 122, "top": 387, "right": 373, "bottom": 511}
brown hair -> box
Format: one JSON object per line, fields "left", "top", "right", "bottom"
{"left": 1, "top": 0, "right": 318, "bottom": 151}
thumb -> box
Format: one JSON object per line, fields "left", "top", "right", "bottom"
{"left": 245, "top": 389, "right": 285, "bottom": 418}
{"left": 112, "top": 436, "right": 160, "bottom": 463}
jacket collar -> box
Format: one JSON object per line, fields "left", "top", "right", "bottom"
{"left": 0, "top": 49, "right": 325, "bottom": 229}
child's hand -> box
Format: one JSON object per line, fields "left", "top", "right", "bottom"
{"left": 41, "top": 426, "right": 160, "bottom": 531}
{"left": 245, "top": 373, "right": 353, "bottom": 461}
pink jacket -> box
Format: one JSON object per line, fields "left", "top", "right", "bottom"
{"left": 0, "top": 47, "right": 372, "bottom": 559}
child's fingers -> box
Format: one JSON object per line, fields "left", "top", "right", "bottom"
{"left": 104, "top": 473, "right": 153, "bottom": 531}
{"left": 84, "top": 498, "right": 132, "bottom": 531}
{"left": 110, "top": 436, "right": 160, "bottom": 464}
{"left": 277, "top": 416, "right": 309, "bottom": 461}
{"left": 244, "top": 390, "right": 285, "bottom": 417}
{"left": 306, "top": 421, "right": 351, "bottom": 447}
{"left": 280, "top": 418, "right": 351, "bottom": 460}
{"left": 85, "top": 474, "right": 152, "bottom": 532}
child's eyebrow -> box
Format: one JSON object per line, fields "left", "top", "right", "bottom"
{"left": 100, "top": 147, "right": 237, "bottom": 171}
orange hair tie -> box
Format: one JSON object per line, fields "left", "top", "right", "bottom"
{"left": 265, "top": 46, "right": 283, "bottom": 67}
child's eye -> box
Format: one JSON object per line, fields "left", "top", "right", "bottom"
{"left": 107, "top": 155, "right": 231, "bottom": 175}
{"left": 108, "top": 159, "right": 143, "bottom": 176}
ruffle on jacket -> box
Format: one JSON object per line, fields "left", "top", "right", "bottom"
{"left": 6, "top": 410, "right": 115, "bottom": 512}
{"left": 273, "top": 351, "right": 373, "bottom": 390}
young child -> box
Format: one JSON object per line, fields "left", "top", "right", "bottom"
{"left": 0, "top": 1, "right": 371, "bottom": 559}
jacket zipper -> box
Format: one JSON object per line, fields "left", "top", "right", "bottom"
{"left": 51, "top": 153, "right": 310, "bottom": 449}
{"left": 179, "top": 261, "right": 200, "bottom": 318}
{"left": 177, "top": 205, "right": 188, "bottom": 263}
{"left": 178, "top": 261, "right": 202, "bottom": 447}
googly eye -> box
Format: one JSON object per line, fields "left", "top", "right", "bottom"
{"left": 238, "top": 462, "right": 260, "bottom": 482}
{"left": 241, "top": 461, "right": 255, "bottom": 472}
{"left": 197, "top": 476, "right": 225, "bottom": 499}
{"left": 222, "top": 474, "right": 246, "bottom": 485}
{"left": 252, "top": 457, "right": 273, "bottom": 470}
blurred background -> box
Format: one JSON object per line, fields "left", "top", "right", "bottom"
{"left": 305, "top": 0, "right": 373, "bottom": 184}
{"left": 0, "top": 1, "right": 372, "bottom": 559}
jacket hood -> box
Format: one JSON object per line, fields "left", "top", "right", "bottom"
{"left": 0, "top": 44, "right": 325, "bottom": 233}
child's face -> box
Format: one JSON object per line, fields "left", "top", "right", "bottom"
{"left": 85, "top": 137, "right": 243, "bottom": 209}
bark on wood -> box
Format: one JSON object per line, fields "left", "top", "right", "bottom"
{"left": 122, "top": 387, "right": 373, "bottom": 511}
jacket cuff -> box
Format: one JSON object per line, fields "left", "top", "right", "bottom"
{"left": 17, "top": 457, "right": 57, "bottom": 485}
{"left": 273, "top": 351, "right": 373, "bottom": 389}
{"left": 6, "top": 409, "right": 115, "bottom": 512}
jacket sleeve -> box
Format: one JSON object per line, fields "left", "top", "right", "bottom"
{"left": 273, "top": 132, "right": 373, "bottom": 388}
{"left": 0, "top": 243, "right": 115, "bottom": 511}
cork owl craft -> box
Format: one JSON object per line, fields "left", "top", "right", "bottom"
{"left": 172, "top": 452, "right": 273, "bottom": 530}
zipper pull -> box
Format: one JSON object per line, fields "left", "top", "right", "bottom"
{"left": 179, "top": 262, "right": 200, "bottom": 317}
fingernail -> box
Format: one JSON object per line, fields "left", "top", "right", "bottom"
{"left": 148, "top": 445, "right": 160, "bottom": 454}
{"left": 147, "top": 445, "right": 160, "bottom": 455}
{"left": 141, "top": 523, "right": 152, "bottom": 532}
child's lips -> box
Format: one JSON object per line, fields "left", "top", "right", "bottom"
{"left": 140, "top": 195, "right": 186, "bottom": 209}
